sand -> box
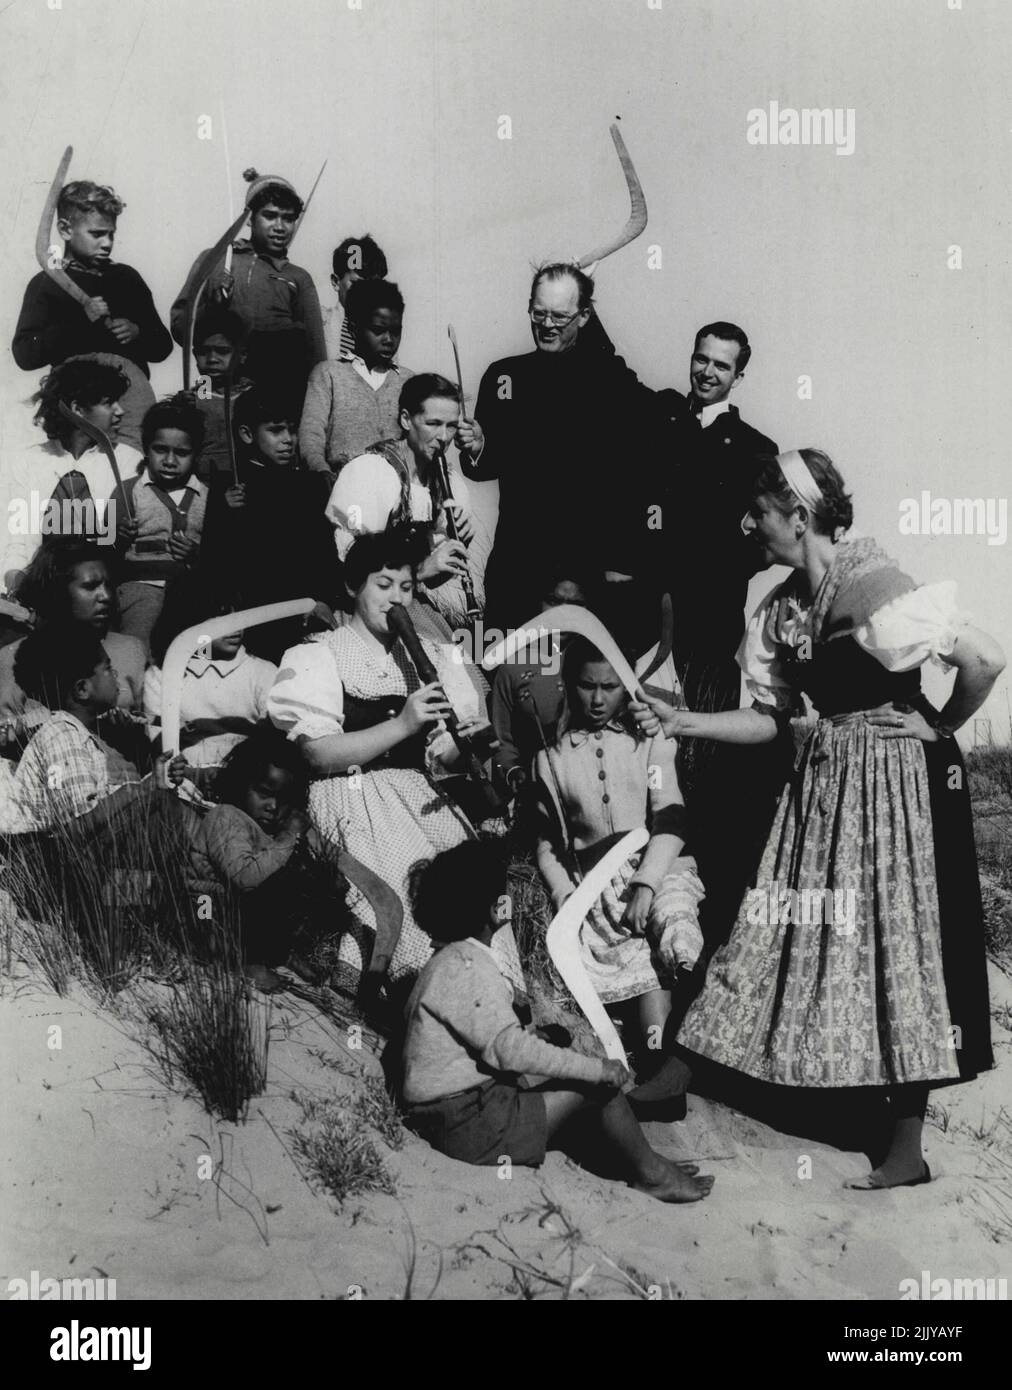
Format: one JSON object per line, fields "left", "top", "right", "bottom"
{"left": 2, "top": 948, "right": 1010, "bottom": 1303}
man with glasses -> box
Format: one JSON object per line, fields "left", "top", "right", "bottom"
{"left": 456, "top": 263, "right": 646, "bottom": 630}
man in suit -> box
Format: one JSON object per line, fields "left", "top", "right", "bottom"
{"left": 647, "top": 322, "right": 777, "bottom": 710}
{"left": 643, "top": 322, "right": 790, "bottom": 961}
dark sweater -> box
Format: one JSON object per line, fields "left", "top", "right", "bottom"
{"left": 12, "top": 263, "right": 172, "bottom": 376}
{"left": 201, "top": 462, "right": 339, "bottom": 609}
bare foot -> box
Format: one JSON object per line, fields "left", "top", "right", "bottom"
{"left": 633, "top": 1157, "right": 714, "bottom": 1203}
{"left": 628, "top": 1056, "right": 692, "bottom": 1104}
{"left": 845, "top": 1160, "right": 931, "bottom": 1190}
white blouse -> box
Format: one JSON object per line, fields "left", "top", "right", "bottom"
{"left": 739, "top": 579, "right": 970, "bottom": 710}
{"left": 325, "top": 450, "right": 473, "bottom": 562}
{"left": 268, "top": 626, "right": 480, "bottom": 773}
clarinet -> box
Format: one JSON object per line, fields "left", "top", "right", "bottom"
{"left": 387, "top": 604, "right": 507, "bottom": 819}
{"left": 432, "top": 444, "right": 481, "bottom": 620}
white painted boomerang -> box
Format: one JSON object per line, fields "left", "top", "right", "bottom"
{"left": 546, "top": 827, "right": 648, "bottom": 1064}
{"left": 481, "top": 604, "right": 641, "bottom": 699}
{"left": 161, "top": 599, "right": 315, "bottom": 753}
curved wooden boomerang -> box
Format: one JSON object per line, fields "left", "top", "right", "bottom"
{"left": 178, "top": 206, "right": 252, "bottom": 390}
{"left": 481, "top": 604, "right": 641, "bottom": 699}
{"left": 335, "top": 849, "right": 404, "bottom": 990}
{"left": 34, "top": 146, "right": 111, "bottom": 324}
{"left": 160, "top": 600, "right": 315, "bottom": 752}
{"left": 576, "top": 123, "right": 648, "bottom": 268}
{"left": 546, "top": 827, "right": 648, "bottom": 1063}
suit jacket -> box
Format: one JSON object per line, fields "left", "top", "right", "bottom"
{"left": 645, "top": 390, "right": 777, "bottom": 703}
{"left": 468, "top": 316, "right": 649, "bottom": 629}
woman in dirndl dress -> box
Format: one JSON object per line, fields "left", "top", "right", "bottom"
{"left": 634, "top": 449, "right": 1004, "bottom": 1189}
{"left": 267, "top": 528, "right": 522, "bottom": 994}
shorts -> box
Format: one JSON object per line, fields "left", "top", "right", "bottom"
{"left": 404, "top": 1078, "right": 547, "bottom": 1167}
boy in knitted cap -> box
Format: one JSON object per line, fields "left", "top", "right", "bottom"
{"left": 170, "top": 171, "right": 325, "bottom": 408}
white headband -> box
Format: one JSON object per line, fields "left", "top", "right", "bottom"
{"left": 777, "top": 450, "right": 824, "bottom": 515}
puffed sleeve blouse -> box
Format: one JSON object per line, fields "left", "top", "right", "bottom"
{"left": 738, "top": 578, "right": 971, "bottom": 711}
{"left": 267, "top": 630, "right": 480, "bottom": 768}
{"left": 325, "top": 451, "right": 474, "bottom": 561}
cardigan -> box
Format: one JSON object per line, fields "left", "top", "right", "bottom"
{"left": 299, "top": 359, "right": 415, "bottom": 472}
{"left": 534, "top": 726, "right": 684, "bottom": 908}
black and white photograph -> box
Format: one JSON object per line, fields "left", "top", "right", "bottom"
{"left": 0, "top": 0, "right": 1009, "bottom": 1351}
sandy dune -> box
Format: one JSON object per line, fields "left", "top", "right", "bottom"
{"left": 2, "top": 958, "right": 1010, "bottom": 1302}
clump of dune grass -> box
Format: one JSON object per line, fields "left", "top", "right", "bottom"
{"left": 140, "top": 947, "right": 270, "bottom": 1125}
{"left": 966, "top": 744, "right": 1012, "bottom": 972}
{"left": 2, "top": 790, "right": 272, "bottom": 1122}
{"left": 1, "top": 792, "right": 182, "bottom": 997}
{"left": 289, "top": 1092, "right": 395, "bottom": 1204}
{"left": 347, "top": 1074, "right": 405, "bottom": 1150}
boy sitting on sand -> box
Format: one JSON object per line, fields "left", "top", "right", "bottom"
{"left": 399, "top": 840, "right": 713, "bottom": 1204}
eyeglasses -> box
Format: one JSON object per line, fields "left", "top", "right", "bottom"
{"left": 529, "top": 308, "right": 581, "bottom": 327}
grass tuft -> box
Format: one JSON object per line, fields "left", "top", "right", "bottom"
{"left": 290, "top": 1093, "right": 396, "bottom": 1204}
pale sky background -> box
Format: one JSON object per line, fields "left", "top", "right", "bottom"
{"left": 1, "top": 0, "right": 1009, "bottom": 744}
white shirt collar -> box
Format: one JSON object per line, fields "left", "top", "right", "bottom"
{"left": 698, "top": 398, "right": 733, "bottom": 429}
{"left": 464, "top": 935, "right": 502, "bottom": 966}
{"left": 138, "top": 471, "right": 202, "bottom": 493}
{"left": 187, "top": 647, "right": 249, "bottom": 675}
{"left": 348, "top": 354, "right": 400, "bottom": 390}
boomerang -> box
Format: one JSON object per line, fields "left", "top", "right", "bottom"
{"left": 160, "top": 600, "right": 315, "bottom": 752}
{"left": 546, "top": 827, "right": 648, "bottom": 1063}
{"left": 56, "top": 401, "right": 134, "bottom": 524}
{"left": 481, "top": 604, "right": 641, "bottom": 698}
{"left": 576, "top": 123, "right": 648, "bottom": 269}
{"left": 177, "top": 205, "right": 252, "bottom": 390}
{"left": 34, "top": 146, "right": 114, "bottom": 328}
